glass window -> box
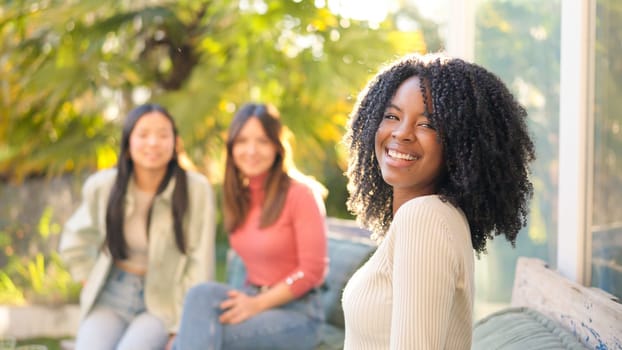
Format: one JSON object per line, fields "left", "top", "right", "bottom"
{"left": 591, "top": 0, "right": 622, "bottom": 299}
{"left": 472, "top": 0, "right": 561, "bottom": 319}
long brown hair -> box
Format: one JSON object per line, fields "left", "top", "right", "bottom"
{"left": 106, "top": 104, "right": 188, "bottom": 258}
{"left": 223, "top": 103, "right": 291, "bottom": 233}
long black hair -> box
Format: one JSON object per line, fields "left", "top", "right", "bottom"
{"left": 345, "top": 54, "right": 535, "bottom": 253}
{"left": 105, "top": 104, "right": 189, "bottom": 259}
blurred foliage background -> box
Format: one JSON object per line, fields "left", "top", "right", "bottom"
{"left": 0, "top": 0, "right": 442, "bottom": 305}
{"left": 0, "top": 0, "right": 441, "bottom": 209}
{"left": 0, "top": 0, "right": 579, "bottom": 309}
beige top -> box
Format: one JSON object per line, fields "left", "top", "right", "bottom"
{"left": 119, "top": 184, "right": 152, "bottom": 274}
{"left": 59, "top": 169, "right": 216, "bottom": 332}
{"left": 342, "top": 195, "right": 474, "bottom": 350}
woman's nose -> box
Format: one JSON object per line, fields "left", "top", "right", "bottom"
{"left": 245, "top": 143, "right": 258, "bottom": 154}
{"left": 391, "top": 122, "right": 414, "bottom": 141}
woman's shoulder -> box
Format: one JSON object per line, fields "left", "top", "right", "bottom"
{"left": 184, "top": 171, "right": 214, "bottom": 205}
{"left": 289, "top": 171, "right": 326, "bottom": 194}
{"left": 395, "top": 195, "right": 466, "bottom": 228}
{"left": 185, "top": 170, "right": 211, "bottom": 188}
{"left": 401, "top": 194, "right": 460, "bottom": 212}
{"left": 287, "top": 177, "right": 314, "bottom": 196}
{"left": 83, "top": 168, "right": 118, "bottom": 189}
{"left": 75, "top": 169, "right": 117, "bottom": 201}
{"left": 393, "top": 195, "right": 471, "bottom": 247}
{"left": 288, "top": 170, "right": 327, "bottom": 196}
{"left": 286, "top": 178, "right": 326, "bottom": 214}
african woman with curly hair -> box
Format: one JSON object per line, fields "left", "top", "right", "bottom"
{"left": 341, "top": 53, "right": 535, "bottom": 349}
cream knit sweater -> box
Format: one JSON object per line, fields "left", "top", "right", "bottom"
{"left": 342, "top": 195, "right": 474, "bottom": 349}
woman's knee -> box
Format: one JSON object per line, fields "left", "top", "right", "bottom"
{"left": 75, "top": 308, "right": 125, "bottom": 350}
{"left": 184, "top": 282, "right": 229, "bottom": 308}
{"left": 117, "top": 312, "right": 168, "bottom": 350}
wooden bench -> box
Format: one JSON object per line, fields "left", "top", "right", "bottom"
{"left": 473, "top": 257, "right": 622, "bottom": 349}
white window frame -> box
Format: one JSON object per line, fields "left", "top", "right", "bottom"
{"left": 445, "top": 0, "right": 475, "bottom": 61}
{"left": 557, "top": 0, "right": 593, "bottom": 284}
{"left": 448, "top": 0, "right": 593, "bottom": 284}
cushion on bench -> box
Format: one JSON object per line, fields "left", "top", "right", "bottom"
{"left": 472, "top": 307, "right": 589, "bottom": 350}
{"left": 226, "top": 249, "right": 248, "bottom": 289}
{"left": 320, "top": 233, "right": 375, "bottom": 328}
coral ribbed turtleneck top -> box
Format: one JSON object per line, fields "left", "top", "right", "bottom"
{"left": 229, "top": 173, "right": 328, "bottom": 297}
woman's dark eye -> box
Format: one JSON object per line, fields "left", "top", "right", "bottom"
{"left": 419, "top": 122, "right": 436, "bottom": 130}
{"left": 383, "top": 114, "right": 398, "bottom": 120}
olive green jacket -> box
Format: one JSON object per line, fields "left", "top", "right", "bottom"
{"left": 59, "top": 168, "right": 215, "bottom": 332}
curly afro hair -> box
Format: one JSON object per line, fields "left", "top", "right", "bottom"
{"left": 344, "top": 53, "right": 535, "bottom": 254}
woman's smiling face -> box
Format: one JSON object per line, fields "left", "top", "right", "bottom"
{"left": 374, "top": 76, "right": 444, "bottom": 206}
{"left": 232, "top": 116, "right": 278, "bottom": 178}
{"left": 128, "top": 111, "right": 176, "bottom": 173}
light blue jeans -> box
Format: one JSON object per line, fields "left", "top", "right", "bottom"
{"left": 74, "top": 266, "right": 169, "bottom": 350}
{"left": 173, "top": 282, "right": 324, "bottom": 350}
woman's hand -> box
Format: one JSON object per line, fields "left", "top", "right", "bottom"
{"left": 164, "top": 334, "right": 176, "bottom": 350}
{"left": 219, "top": 290, "right": 262, "bottom": 324}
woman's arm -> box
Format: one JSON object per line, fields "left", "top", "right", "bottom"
{"left": 182, "top": 174, "right": 216, "bottom": 283}
{"left": 390, "top": 201, "right": 458, "bottom": 349}
{"left": 58, "top": 172, "right": 108, "bottom": 282}
{"left": 170, "top": 174, "right": 216, "bottom": 333}
{"left": 285, "top": 182, "right": 328, "bottom": 297}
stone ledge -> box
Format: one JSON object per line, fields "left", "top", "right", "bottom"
{"left": 0, "top": 304, "right": 79, "bottom": 339}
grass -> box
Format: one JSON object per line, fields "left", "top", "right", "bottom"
{"left": 15, "top": 337, "right": 71, "bottom": 350}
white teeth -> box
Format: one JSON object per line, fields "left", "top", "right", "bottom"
{"left": 388, "top": 149, "right": 417, "bottom": 160}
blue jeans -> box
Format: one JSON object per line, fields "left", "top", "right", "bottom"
{"left": 75, "top": 266, "right": 168, "bottom": 350}
{"left": 173, "top": 282, "right": 323, "bottom": 350}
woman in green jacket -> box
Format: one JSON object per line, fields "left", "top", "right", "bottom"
{"left": 60, "top": 104, "right": 215, "bottom": 350}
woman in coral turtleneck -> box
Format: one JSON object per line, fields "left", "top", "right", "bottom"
{"left": 172, "top": 102, "right": 328, "bottom": 350}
